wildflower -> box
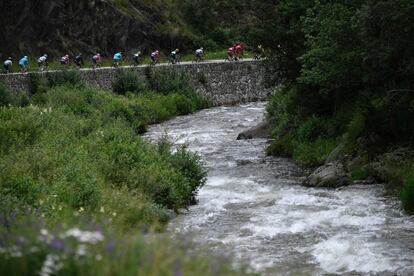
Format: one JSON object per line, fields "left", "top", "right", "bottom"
{"left": 112, "top": 212, "right": 117, "bottom": 217}
{"left": 95, "top": 254, "right": 103, "bottom": 261}
{"left": 78, "top": 207, "right": 85, "bottom": 213}
{"left": 100, "top": 207, "right": 105, "bottom": 213}
{"left": 40, "top": 254, "right": 62, "bottom": 276}
{"left": 76, "top": 244, "right": 87, "bottom": 256}
{"left": 40, "top": 229, "right": 49, "bottom": 236}
{"left": 51, "top": 239, "right": 65, "bottom": 251}
{"left": 65, "top": 228, "right": 104, "bottom": 244}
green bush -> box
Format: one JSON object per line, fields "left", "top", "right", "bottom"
{"left": 0, "top": 84, "right": 207, "bottom": 228}
{"left": 112, "top": 70, "right": 146, "bottom": 95}
{"left": 293, "top": 138, "right": 338, "bottom": 167}
{"left": 401, "top": 176, "right": 414, "bottom": 214}
{"left": 46, "top": 69, "right": 84, "bottom": 88}
{"left": 146, "top": 68, "right": 192, "bottom": 95}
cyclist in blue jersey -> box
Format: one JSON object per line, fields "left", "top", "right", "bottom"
{"left": 19, "top": 56, "right": 29, "bottom": 73}
{"left": 113, "top": 52, "right": 122, "bottom": 68}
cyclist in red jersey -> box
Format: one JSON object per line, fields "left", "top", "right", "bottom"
{"left": 235, "top": 44, "right": 244, "bottom": 61}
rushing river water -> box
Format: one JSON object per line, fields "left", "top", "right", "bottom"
{"left": 145, "top": 102, "right": 414, "bottom": 275}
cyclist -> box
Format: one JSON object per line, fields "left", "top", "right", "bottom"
{"left": 235, "top": 44, "right": 244, "bottom": 61}
{"left": 170, "top": 49, "right": 179, "bottom": 64}
{"left": 60, "top": 54, "right": 70, "bottom": 66}
{"left": 92, "top": 53, "right": 102, "bottom": 69}
{"left": 75, "top": 54, "right": 84, "bottom": 68}
{"left": 195, "top": 47, "right": 204, "bottom": 63}
{"left": 133, "top": 51, "right": 141, "bottom": 66}
{"left": 3, "top": 57, "right": 13, "bottom": 74}
{"left": 150, "top": 50, "right": 160, "bottom": 65}
{"left": 19, "top": 56, "right": 29, "bottom": 73}
{"left": 37, "top": 54, "right": 48, "bottom": 71}
{"left": 113, "top": 52, "right": 122, "bottom": 68}
{"left": 227, "top": 46, "right": 235, "bottom": 61}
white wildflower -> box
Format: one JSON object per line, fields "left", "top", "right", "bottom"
{"left": 76, "top": 244, "right": 87, "bottom": 256}
{"left": 39, "top": 254, "right": 62, "bottom": 276}
{"left": 40, "top": 229, "right": 49, "bottom": 236}
{"left": 65, "top": 228, "right": 104, "bottom": 244}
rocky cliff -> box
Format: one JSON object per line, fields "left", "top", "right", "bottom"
{"left": 0, "top": 0, "right": 193, "bottom": 59}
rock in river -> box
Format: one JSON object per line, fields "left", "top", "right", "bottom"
{"left": 303, "top": 161, "right": 350, "bottom": 188}
{"left": 237, "top": 120, "right": 270, "bottom": 140}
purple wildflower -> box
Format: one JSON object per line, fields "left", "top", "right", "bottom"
{"left": 51, "top": 239, "right": 65, "bottom": 251}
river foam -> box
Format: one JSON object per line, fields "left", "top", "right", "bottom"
{"left": 145, "top": 102, "right": 414, "bottom": 275}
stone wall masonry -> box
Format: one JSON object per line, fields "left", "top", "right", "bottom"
{"left": 0, "top": 60, "right": 272, "bottom": 106}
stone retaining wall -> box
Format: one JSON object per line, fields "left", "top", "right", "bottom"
{"left": 0, "top": 60, "right": 272, "bottom": 106}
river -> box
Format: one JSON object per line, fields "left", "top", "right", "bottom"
{"left": 145, "top": 102, "right": 414, "bottom": 275}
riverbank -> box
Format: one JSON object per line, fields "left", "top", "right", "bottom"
{"left": 0, "top": 70, "right": 248, "bottom": 275}
{"left": 266, "top": 86, "right": 414, "bottom": 214}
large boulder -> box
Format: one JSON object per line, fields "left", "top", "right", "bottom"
{"left": 237, "top": 120, "right": 270, "bottom": 140}
{"left": 303, "top": 161, "right": 350, "bottom": 188}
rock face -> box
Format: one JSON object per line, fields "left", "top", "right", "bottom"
{"left": 237, "top": 120, "right": 270, "bottom": 140}
{"left": 303, "top": 161, "right": 350, "bottom": 188}
{"left": 0, "top": 0, "right": 191, "bottom": 59}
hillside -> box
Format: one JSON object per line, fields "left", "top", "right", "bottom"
{"left": 0, "top": 0, "right": 194, "bottom": 59}
{"left": 0, "top": 0, "right": 264, "bottom": 60}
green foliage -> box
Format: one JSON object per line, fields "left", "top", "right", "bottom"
{"left": 46, "top": 69, "right": 84, "bottom": 88}
{"left": 346, "top": 112, "right": 366, "bottom": 142}
{"left": 401, "top": 175, "right": 414, "bottom": 214}
{"left": 0, "top": 84, "right": 207, "bottom": 229}
{"left": 351, "top": 166, "right": 371, "bottom": 181}
{"left": 0, "top": 217, "right": 247, "bottom": 276}
{"left": 112, "top": 70, "right": 146, "bottom": 95}
{"left": 292, "top": 138, "right": 338, "bottom": 167}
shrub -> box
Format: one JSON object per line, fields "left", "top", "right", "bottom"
{"left": 47, "top": 69, "right": 84, "bottom": 88}
{"left": 112, "top": 70, "right": 146, "bottom": 95}
{"left": 293, "top": 138, "right": 338, "bottom": 167}
{"left": 401, "top": 176, "right": 414, "bottom": 214}
{"left": 146, "top": 68, "right": 192, "bottom": 95}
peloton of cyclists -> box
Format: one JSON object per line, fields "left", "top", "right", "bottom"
{"left": 113, "top": 52, "right": 122, "bottom": 68}
{"left": 19, "top": 56, "right": 29, "bottom": 73}
{"left": 150, "top": 50, "right": 160, "bottom": 65}
{"left": 133, "top": 51, "right": 142, "bottom": 66}
{"left": 60, "top": 54, "right": 70, "bottom": 66}
{"left": 170, "top": 49, "right": 179, "bottom": 64}
{"left": 37, "top": 54, "right": 48, "bottom": 71}
{"left": 1, "top": 42, "right": 259, "bottom": 75}
{"left": 3, "top": 57, "right": 13, "bottom": 74}
{"left": 195, "top": 47, "right": 204, "bottom": 62}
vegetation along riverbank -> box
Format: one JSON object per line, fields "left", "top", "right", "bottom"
{"left": 0, "top": 69, "right": 248, "bottom": 275}
{"left": 258, "top": 1, "right": 414, "bottom": 213}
